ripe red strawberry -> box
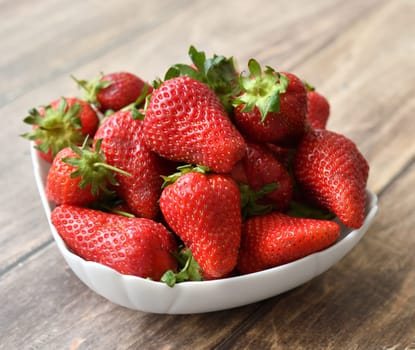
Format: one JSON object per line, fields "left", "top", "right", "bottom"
{"left": 231, "top": 142, "right": 293, "bottom": 211}
{"left": 232, "top": 59, "right": 308, "bottom": 147}
{"left": 51, "top": 204, "right": 178, "bottom": 280}
{"left": 159, "top": 170, "right": 242, "bottom": 279}
{"left": 143, "top": 76, "right": 246, "bottom": 173}
{"left": 294, "top": 129, "right": 369, "bottom": 228}
{"left": 73, "top": 71, "right": 151, "bottom": 113}
{"left": 93, "top": 110, "right": 172, "bottom": 219}
{"left": 45, "top": 141, "right": 129, "bottom": 206}
{"left": 22, "top": 97, "right": 99, "bottom": 162}
{"left": 265, "top": 143, "right": 293, "bottom": 168}
{"left": 306, "top": 86, "right": 330, "bottom": 129}
{"left": 237, "top": 212, "right": 340, "bottom": 274}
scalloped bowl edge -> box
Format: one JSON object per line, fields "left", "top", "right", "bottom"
{"left": 31, "top": 144, "right": 378, "bottom": 314}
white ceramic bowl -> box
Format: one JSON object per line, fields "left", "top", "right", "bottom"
{"left": 31, "top": 145, "right": 378, "bottom": 314}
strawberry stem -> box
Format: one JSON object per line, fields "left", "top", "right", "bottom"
{"left": 92, "top": 162, "right": 132, "bottom": 177}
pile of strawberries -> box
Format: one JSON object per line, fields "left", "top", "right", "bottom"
{"left": 22, "top": 46, "right": 369, "bottom": 285}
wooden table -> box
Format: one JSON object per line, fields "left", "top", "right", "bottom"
{"left": 2, "top": 0, "right": 415, "bottom": 348}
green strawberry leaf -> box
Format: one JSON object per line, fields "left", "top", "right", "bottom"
{"left": 71, "top": 73, "right": 112, "bottom": 107}
{"left": 121, "top": 83, "right": 150, "bottom": 120}
{"left": 303, "top": 80, "right": 315, "bottom": 92}
{"left": 240, "top": 183, "right": 278, "bottom": 220}
{"left": 188, "top": 45, "right": 206, "bottom": 75}
{"left": 89, "top": 192, "right": 135, "bottom": 218}
{"left": 162, "top": 45, "right": 240, "bottom": 112}
{"left": 233, "top": 59, "right": 289, "bottom": 122}
{"left": 21, "top": 97, "right": 85, "bottom": 159}
{"left": 287, "top": 200, "right": 335, "bottom": 220}
{"left": 204, "top": 54, "right": 240, "bottom": 111}
{"left": 62, "top": 139, "right": 132, "bottom": 196}
{"left": 164, "top": 63, "right": 203, "bottom": 82}
{"left": 161, "top": 248, "right": 202, "bottom": 287}
{"left": 161, "top": 164, "right": 210, "bottom": 188}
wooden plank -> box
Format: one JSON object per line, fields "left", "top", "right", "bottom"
{"left": 215, "top": 155, "right": 415, "bottom": 349}
{"left": 0, "top": 0, "right": 193, "bottom": 106}
{"left": 0, "top": 0, "right": 383, "bottom": 107}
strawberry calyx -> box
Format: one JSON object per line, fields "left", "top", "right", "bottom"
{"left": 161, "top": 248, "right": 202, "bottom": 287}
{"left": 232, "top": 59, "right": 289, "bottom": 122}
{"left": 22, "top": 97, "right": 85, "bottom": 158}
{"left": 163, "top": 45, "right": 240, "bottom": 111}
{"left": 71, "top": 73, "right": 112, "bottom": 108}
{"left": 161, "top": 164, "right": 210, "bottom": 188}
{"left": 63, "top": 139, "right": 132, "bottom": 196}
{"left": 240, "top": 183, "right": 279, "bottom": 220}
{"left": 90, "top": 193, "right": 135, "bottom": 218}
{"left": 286, "top": 200, "right": 335, "bottom": 220}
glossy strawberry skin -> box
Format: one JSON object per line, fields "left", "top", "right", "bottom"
{"left": 265, "top": 143, "right": 293, "bottom": 169}
{"left": 94, "top": 110, "right": 171, "bottom": 219}
{"left": 294, "top": 129, "right": 369, "bottom": 228}
{"left": 46, "top": 147, "right": 99, "bottom": 206}
{"left": 232, "top": 142, "right": 293, "bottom": 211}
{"left": 97, "top": 72, "right": 150, "bottom": 112}
{"left": 51, "top": 205, "right": 178, "bottom": 280}
{"left": 233, "top": 72, "right": 308, "bottom": 147}
{"left": 306, "top": 90, "right": 330, "bottom": 129}
{"left": 237, "top": 212, "right": 340, "bottom": 274}
{"left": 159, "top": 172, "right": 242, "bottom": 279}
{"left": 37, "top": 145, "right": 54, "bottom": 163}
{"left": 143, "top": 76, "right": 246, "bottom": 173}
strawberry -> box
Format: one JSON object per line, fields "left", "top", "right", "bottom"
{"left": 294, "top": 129, "right": 369, "bottom": 228}
{"left": 231, "top": 142, "right": 293, "bottom": 212}
{"left": 51, "top": 204, "right": 178, "bottom": 280}
{"left": 22, "top": 97, "right": 99, "bottom": 162}
{"left": 73, "top": 71, "right": 151, "bottom": 113}
{"left": 237, "top": 212, "right": 340, "bottom": 274}
{"left": 45, "top": 140, "right": 130, "bottom": 206}
{"left": 93, "top": 110, "right": 172, "bottom": 219}
{"left": 265, "top": 143, "right": 293, "bottom": 168}
{"left": 232, "top": 59, "right": 308, "bottom": 147}
{"left": 305, "top": 83, "right": 330, "bottom": 129}
{"left": 143, "top": 76, "right": 246, "bottom": 173}
{"left": 159, "top": 169, "right": 242, "bottom": 279}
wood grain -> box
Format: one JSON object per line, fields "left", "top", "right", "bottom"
{"left": 1, "top": 0, "right": 415, "bottom": 349}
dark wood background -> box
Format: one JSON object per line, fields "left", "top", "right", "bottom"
{"left": 1, "top": 0, "right": 415, "bottom": 349}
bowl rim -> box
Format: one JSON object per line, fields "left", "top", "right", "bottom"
{"left": 30, "top": 143, "right": 378, "bottom": 312}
